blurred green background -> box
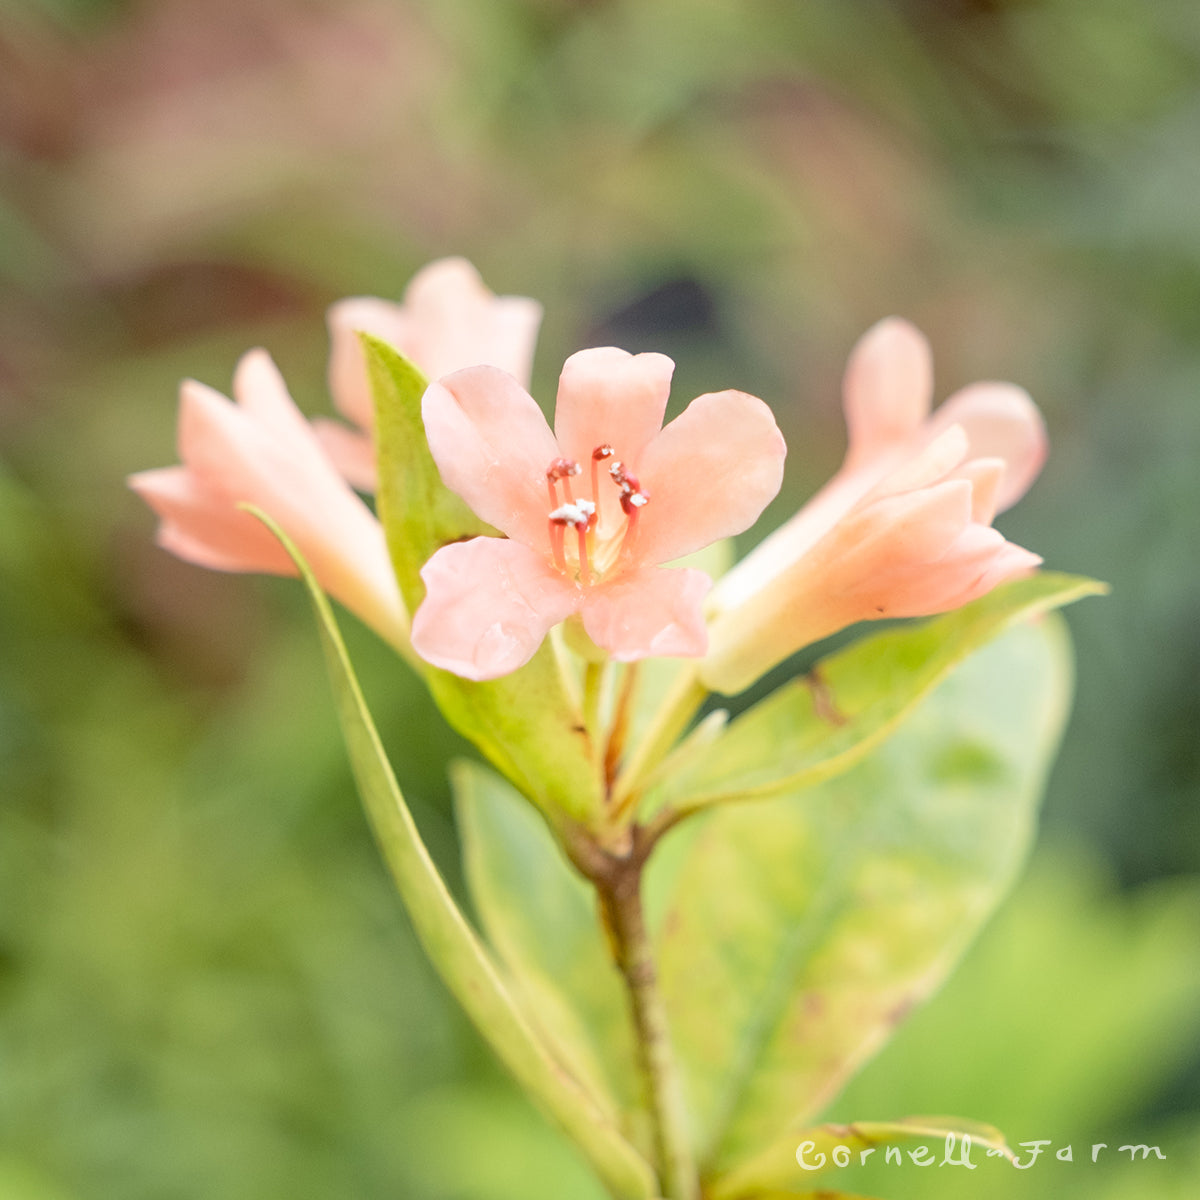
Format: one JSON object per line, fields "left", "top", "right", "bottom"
{"left": 2, "top": 1, "right": 1199, "bottom": 1197}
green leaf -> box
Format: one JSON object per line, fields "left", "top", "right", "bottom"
{"left": 710, "top": 1117, "right": 1010, "bottom": 1198}
{"left": 644, "top": 572, "right": 1104, "bottom": 821}
{"left": 648, "top": 613, "right": 1075, "bottom": 1192}
{"left": 249, "top": 507, "right": 657, "bottom": 1200}
{"left": 454, "top": 761, "right": 645, "bottom": 1139}
{"left": 362, "top": 333, "right": 605, "bottom": 828}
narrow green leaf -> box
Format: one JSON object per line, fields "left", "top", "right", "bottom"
{"left": 645, "top": 572, "right": 1104, "bottom": 819}
{"left": 711, "top": 1116, "right": 1010, "bottom": 1198}
{"left": 648, "top": 614, "right": 1075, "bottom": 1188}
{"left": 250, "top": 507, "right": 657, "bottom": 1200}
{"left": 362, "top": 333, "right": 605, "bottom": 827}
{"left": 454, "top": 761, "right": 645, "bottom": 1140}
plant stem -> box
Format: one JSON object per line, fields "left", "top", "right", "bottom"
{"left": 610, "top": 668, "right": 708, "bottom": 820}
{"left": 597, "top": 846, "right": 699, "bottom": 1200}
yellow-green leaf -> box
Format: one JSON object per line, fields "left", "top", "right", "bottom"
{"left": 650, "top": 615, "right": 1075, "bottom": 1187}
{"left": 454, "top": 760, "right": 645, "bottom": 1140}
{"left": 250, "top": 507, "right": 656, "bottom": 1200}
{"left": 644, "top": 572, "right": 1104, "bottom": 821}
{"left": 711, "top": 1115, "right": 1011, "bottom": 1198}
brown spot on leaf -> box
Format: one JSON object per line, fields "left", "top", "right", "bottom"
{"left": 806, "top": 666, "right": 848, "bottom": 726}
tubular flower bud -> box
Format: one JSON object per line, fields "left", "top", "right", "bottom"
{"left": 128, "top": 349, "right": 407, "bottom": 651}
{"left": 702, "top": 317, "right": 1047, "bottom": 694}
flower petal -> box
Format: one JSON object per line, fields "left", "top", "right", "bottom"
{"left": 864, "top": 524, "right": 1042, "bottom": 615}
{"left": 406, "top": 258, "right": 543, "bottom": 387}
{"left": 633, "top": 389, "right": 786, "bottom": 565}
{"left": 952, "top": 456, "right": 1005, "bottom": 525}
{"left": 327, "top": 296, "right": 409, "bottom": 430}
{"left": 928, "top": 381, "right": 1047, "bottom": 511}
{"left": 553, "top": 347, "right": 674, "bottom": 473}
{"left": 412, "top": 537, "right": 578, "bottom": 680}
{"left": 868, "top": 424, "right": 969, "bottom": 500}
{"left": 842, "top": 317, "right": 933, "bottom": 468}
{"left": 168, "top": 375, "right": 406, "bottom": 647}
{"left": 313, "top": 419, "right": 378, "bottom": 492}
{"left": 128, "top": 466, "right": 296, "bottom": 575}
{"left": 232, "top": 349, "right": 331, "bottom": 476}
{"left": 582, "top": 566, "right": 711, "bottom": 661}
{"left": 422, "top": 366, "right": 560, "bottom": 546}
{"left": 835, "top": 478, "right": 975, "bottom": 581}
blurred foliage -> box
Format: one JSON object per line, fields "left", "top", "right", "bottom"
{"left": 2, "top": 0, "right": 1199, "bottom": 1195}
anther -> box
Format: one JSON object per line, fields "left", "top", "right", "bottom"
{"left": 620, "top": 488, "right": 648, "bottom": 515}
{"left": 546, "top": 457, "right": 581, "bottom": 506}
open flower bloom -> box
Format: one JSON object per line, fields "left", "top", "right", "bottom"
{"left": 411, "top": 348, "right": 787, "bottom": 680}
{"left": 702, "top": 317, "right": 1047, "bottom": 694}
{"left": 316, "top": 257, "right": 543, "bottom": 491}
{"left": 129, "top": 350, "right": 408, "bottom": 651}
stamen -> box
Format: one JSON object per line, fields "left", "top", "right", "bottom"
{"left": 548, "top": 519, "right": 567, "bottom": 571}
{"left": 591, "top": 445, "right": 614, "bottom": 526}
{"left": 620, "top": 492, "right": 646, "bottom": 558}
{"left": 576, "top": 523, "right": 591, "bottom": 585}
{"left": 546, "top": 457, "right": 581, "bottom": 506}
{"left": 549, "top": 500, "right": 594, "bottom": 526}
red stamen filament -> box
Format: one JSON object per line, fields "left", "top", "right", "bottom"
{"left": 548, "top": 520, "right": 567, "bottom": 571}
{"left": 576, "top": 523, "right": 591, "bottom": 585}
{"left": 591, "top": 445, "right": 614, "bottom": 528}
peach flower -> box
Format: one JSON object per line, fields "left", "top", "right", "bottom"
{"left": 316, "top": 257, "right": 543, "bottom": 490}
{"left": 129, "top": 349, "right": 407, "bottom": 650}
{"left": 702, "top": 317, "right": 1047, "bottom": 694}
{"left": 411, "top": 348, "right": 786, "bottom": 680}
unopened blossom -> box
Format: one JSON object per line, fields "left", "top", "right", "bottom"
{"left": 702, "top": 317, "right": 1047, "bottom": 694}
{"left": 316, "top": 257, "right": 543, "bottom": 490}
{"left": 411, "top": 348, "right": 787, "bottom": 681}
{"left": 129, "top": 349, "right": 407, "bottom": 650}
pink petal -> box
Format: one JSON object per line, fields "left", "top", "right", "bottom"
{"left": 633, "top": 389, "right": 787, "bottom": 565}
{"left": 159, "top": 374, "right": 406, "bottom": 647}
{"left": 422, "top": 366, "right": 560, "bottom": 546}
{"left": 834, "top": 479, "right": 974, "bottom": 579}
{"left": 553, "top": 348, "right": 675, "bottom": 474}
{"left": 863, "top": 524, "right": 1042, "bottom": 615}
{"left": 406, "top": 258, "right": 543, "bottom": 387}
{"left": 867, "top": 424, "right": 969, "bottom": 499}
{"left": 582, "top": 566, "right": 711, "bottom": 661}
{"left": 327, "top": 296, "right": 410, "bottom": 430}
{"left": 232, "top": 350, "right": 331, "bottom": 476}
{"left": 488, "top": 296, "right": 544, "bottom": 388}
{"left": 128, "top": 466, "right": 296, "bottom": 575}
{"left": 411, "top": 537, "right": 578, "bottom": 680}
{"left": 842, "top": 317, "right": 934, "bottom": 468}
{"left": 313, "top": 419, "right": 378, "bottom": 492}
{"left": 928, "top": 381, "right": 1047, "bottom": 512}
{"left": 952, "top": 456, "right": 1005, "bottom": 525}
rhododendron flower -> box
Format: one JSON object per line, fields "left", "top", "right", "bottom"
{"left": 411, "top": 348, "right": 786, "bottom": 680}
{"left": 316, "top": 257, "right": 543, "bottom": 490}
{"left": 129, "top": 350, "right": 407, "bottom": 650}
{"left": 702, "top": 317, "right": 1047, "bottom": 694}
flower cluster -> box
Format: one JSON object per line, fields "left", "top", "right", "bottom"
{"left": 130, "top": 259, "right": 1046, "bottom": 694}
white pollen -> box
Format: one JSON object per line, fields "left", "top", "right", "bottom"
{"left": 549, "top": 500, "right": 594, "bottom": 525}
{"left": 627, "top": 492, "right": 648, "bottom": 508}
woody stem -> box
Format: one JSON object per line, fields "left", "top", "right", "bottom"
{"left": 594, "top": 845, "right": 698, "bottom": 1200}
